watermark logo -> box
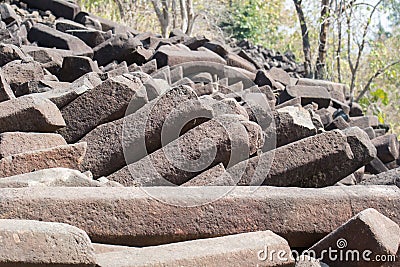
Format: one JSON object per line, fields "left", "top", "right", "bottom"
{"left": 257, "top": 238, "right": 397, "bottom": 264}
{"left": 336, "top": 238, "right": 347, "bottom": 249}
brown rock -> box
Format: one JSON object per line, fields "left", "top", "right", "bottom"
{"left": 295, "top": 256, "right": 327, "bottom": 267}
{"left": 59, "top": 55, "right": 100, "bottom": 82}
{"left": 331, "top": 98, "right": 350, "bottom": 114}
{"left": 28, "top": 23, "right": 93, "bottom": 57}
{"left": 363, "top": 126, "right": 376, "bottom": 139}
{"left": 182, "top": 163, "right": 236, "bottom": 186}
{"left": 0, "top": 132, "right": 66, "bottom": 158}
{"left": 279, "top": 85, "right": 331, "bottom": 108}
{"left": 21, "top": 45, "right": 70, "bottom": 75}
{"left": 0, "top": 219, "right": 96, "bottom": 266}
{"left": 296, "top": 78, "right": 348, "bottom": 102}
{"left": 225, "top": 52, "right": 257, "bottom": 72}
{"left": 58, "top": 75, "right": 147, "bottom": 143}
{"left": 96, "top": 231, "right": 295, "bottom": 267}
{"left": 0, "top": 185, "right": 398, "bottom": 247}
{"left": 56, "top": 18, "right": 88, "bottom": 33}
{"left": 354, "top": 166, "right": 365, "bottom": 182}
{"left": 0, "top": 142, "right": 87, "bottom": 178}
{"left": 203, "top": 41, "right": 229, "bottom": 57}
{"left": 34, "top": 72, "right": 102, "bottom": 108}
{"left": 0, "top": 95, "right": 66, "bottom": 132}
{"left": 365, "top": 157, "right": 390, "bottom": 174}
{"left": 308, "top": 208, "right": 400, "bottom": 267}
{"left": 69, "top": 29, "right": 107, "bottom": 48}
{"left": 129, "top": 46, "right": 154, "bottom": 66}
{"left": 13, "top": 80, "right": 71, "bottom": 97}
{"left": 238, "top": 49, "right": 262, "bottom": 69}
{"left": 375, "top": 128, "right": 387, "bottom": 138}
{"left": 350, "top": 102, "right": 364, "bottom": 117}
{"left": 326, "top": 116, "right": 350, "bottom": 130}
{"left": 139, "top": 59, "right": 157, "bottom": 74}
{"left": 80, "top": 85, "right": 198, "bottom": 178}
{"left": 92, "top": 34, "right": 142, "bottom": 66}
{"left": 230, "top": 127, "right": 376, "bottom": 187}
{"left": 349, "top": 115, "right": 379, "bottom": 128}
{"left": 238, "top": 92, "right": 274, "bottom": 126}
{"left": 75, "top": 11, "right": 138, "bottom": 35}
{"left": 0, "top": 3, "right": 19, "bottom": 25}
{"left": 0, "top": 168, "right": 103, "bottom": 188}
{"left": 337, "top": 174, "right": 357, "bottom": 185}
{"left": 0, "top": 43, "right": 26, "bottom": 67}
{"left": 105, "top": 61, "right": 129, "bottom": 78}
{"left": 315, "top": 108, "right": 333, "bottom": 126}
{"left": 21, "top": 0, "right": 81, "bottom": 20}
{"left": 82, "top": 87, "right": 249, "bottom": 179}
{"left": 254, "top": 69, "right": 276, "bottom": 88}
{"left": 2, "top": 59, "right": 44, "bottom": 91}
{"left": 107, "top": 114, "right": 264, "bottom": 186}
{"left": 268, "top": 67, "right": 291, "bottom": 86}
{"left": 154, "top": 45, "right": 226, "bottom": 68}
{"left": 371, "top": 134, "right": 400, "bottom": 163}
{"left": 360, "top": 167, "right": 400, "bottom": 187}
{"left": 273, "top": 106, "right": 319, "bottom": 147}
{"left": 0, "top": 68, "right": 14, "bottom": 102}
{"left": 276, "top": 97, "right": 302, "bottom": 109}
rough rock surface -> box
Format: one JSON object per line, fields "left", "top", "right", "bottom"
{"left": 0, "top": 219, "right": 96, "bottom": 266}
{"left": 0, "top": 132, "right": 66, "bottom": 158}
{"left": 0, "top": 142, "right": 87, "bottom": 178}
{"left": 0, "top": 186, "right": 398, "bottom": 248}
{"left": 0, "top": 95, "right": 66, "bottom": 132}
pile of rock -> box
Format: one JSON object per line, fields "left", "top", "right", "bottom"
{"left": 0, "top": 0, "right": 399, "bottom": 266}
{"left": 234, "top": 39, "right": 305, "bottom": 77}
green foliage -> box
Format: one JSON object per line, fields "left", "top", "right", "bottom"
{"left": 359, "top": 88, "right": 389, "bottom": 124}
{"left": 219, "top": 0, "right": 283, "bottom": 46}
{"left": 371, "top": 88, "right": 389, "bottom": 106}
{"left": 359, "top": 35, "right": 400, "bottom": 136}
{"left": 78, "top": 0, "right": 121, "bottom": 21}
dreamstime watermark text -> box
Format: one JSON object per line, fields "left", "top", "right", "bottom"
{"left": 257, "top": 238, "right": 396, "bottom": 264}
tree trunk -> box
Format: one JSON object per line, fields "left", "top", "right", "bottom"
{"left": 336, "top": 0, "right": 343, "bottom": 83}
{"left": 151, "top": 0, "right": 171, "bottom": 38}
{"left": 113, "top": 0, "right": 125, "bottom": 19}
{"left": 180, "top": 0, "right": 188, "bottom": 33}
{"left": 186, "top": 0, "right": 195, "bottom": 35}
{"left": 348, "top": 0, "right": 382, "bottom": 98}
{"left": 172, "top": 0, "right": 178, "bottom": 29}
{"left": 161, "top": 0, "right": 170, "bottom": 37}
{"left": 293, "top": 0, "right": 312, "bottom": 78}
{"left": 316, "top": 0, "right": 332, "bottom": 79}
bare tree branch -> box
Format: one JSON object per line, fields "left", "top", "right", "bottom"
{"left": 113, "top": 0, "right": 125, "bottom": 19}
{"left": 349, "top": 0, "right": 383, "bottom": 97}
{"left": 336, "top": 0, "right": 356, "bottom": 13}
{"left": 186, "top": 0, "right": 195, "bottom": 35}
{"left": 179, "top": 0, "right": 188, "bottom": 32}
{"left": 171, "top": 0, "right": 177, "bottom": 29}
{"left": 316, "top": 0, "right": 333, "bottom": 79}
{"left": 355, "top": 60, "right": 400, "bottom": 102}
{"left": 293, "top": 0, "right": 312, "bottom": 77}
{"left": 336, "top": 0, "right": 343, "bottom": 82}
{"left": 151, "top": 0, "right": 171, "bottom": 37}
{"left": 151, "top": 0, "right": 163, "bottom": 21}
